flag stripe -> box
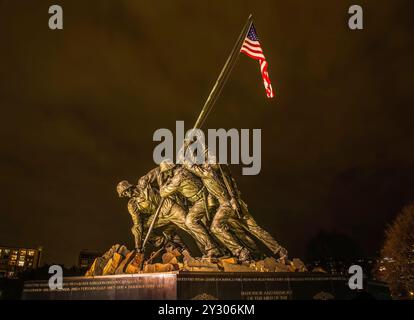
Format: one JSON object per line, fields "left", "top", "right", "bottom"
{"left": 241, "top": 45, "right": 265, "bottom": 56}
{"left": 244, "top": 39, "right": 261, "bottom": 48}
{"left": 240, "top": 48, "right": 265, "bottom": 60}
{"left": 241, "top": 42, "right": 264, "bottom": 54}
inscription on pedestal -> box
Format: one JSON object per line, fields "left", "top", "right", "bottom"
{"left": 177, "top": 272, "right": 351, "bottom": 300}
{"left": 22, "top": 273, "right": 177, "bottom": 300}
{"left": 22, "top": 272, "right": 387, "bottom": 300}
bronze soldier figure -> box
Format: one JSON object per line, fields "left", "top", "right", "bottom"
{"left": 158, "top": 161, "right": 222, "bottom": 258}
{"left": 116, "top": 180, "right": 201, "bottom": 253}
{"left": 182, "top": 161, "right": 252, "bottom": 262}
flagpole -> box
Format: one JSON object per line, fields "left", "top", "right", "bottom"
{"left": 142, "top": 15, "right": 253, "bottom": 254}
{"left": 193, "top": 14, "right": 253, "bottom": 130}
{"left": 191, "top": 14, "right": 253, "bottom": 220}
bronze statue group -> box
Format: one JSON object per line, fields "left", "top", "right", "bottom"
{"left": 117, "top": 154, "right": 287, "bottom": 264}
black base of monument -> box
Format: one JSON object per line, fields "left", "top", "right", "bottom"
{"left": 21, "top": 271, "right": 389, "bottom": 300}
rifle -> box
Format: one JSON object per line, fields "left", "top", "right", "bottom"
{"left": 218, "top": 164, "right": 243, "bottom": 219}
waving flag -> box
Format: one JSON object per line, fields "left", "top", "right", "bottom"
{"left": 240, "top": 23, "right": 274, "bottom": 98}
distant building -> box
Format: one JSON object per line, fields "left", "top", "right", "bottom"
{"left": 78, "top": 250, "right": 102, "bottom": 270}
{"left": 0, "top": 246, "right": 42, "bottom": 278}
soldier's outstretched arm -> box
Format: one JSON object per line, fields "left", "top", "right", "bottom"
{"left": 137, "top": 167, "right": 161, "bottom": 189}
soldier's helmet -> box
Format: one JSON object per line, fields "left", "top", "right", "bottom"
{"left": 159, "top": 159, "right": 175, "bottom": 173}
{"left": 116, "top": 180, "right": 133, "bottom": 197}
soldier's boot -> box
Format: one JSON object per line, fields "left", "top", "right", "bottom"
{"left": 238, "top": 247, "right": 252, "bottom": 263}
{"left": 203, "top": 246, "right": 222, "bottom": 258}
{"left": 276, "top": 247, "right": 288, "bottom": 262}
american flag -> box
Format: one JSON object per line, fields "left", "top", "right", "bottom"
{"left": 240, "top": 23, "right": 274, "bottom": 98}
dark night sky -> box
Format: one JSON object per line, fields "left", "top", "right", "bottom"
{"left": 1, "top": 0, "right": 414, "bottom": 266}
